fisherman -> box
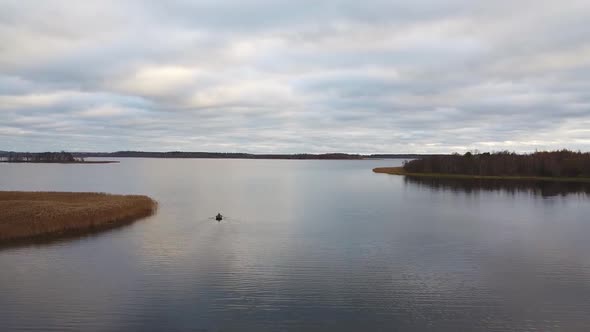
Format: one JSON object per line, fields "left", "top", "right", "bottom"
{"left": 216, "top": 213, "right": 223, "bottom": 221}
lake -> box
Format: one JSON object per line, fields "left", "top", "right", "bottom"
{"left": 1, "top": 159, "right": 590, "bottom": 331}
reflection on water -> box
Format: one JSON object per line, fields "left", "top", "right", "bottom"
{"left": 1, "top": 159, "right": 590, "bottom": 331}
{"left": 404, "top": 175, "right": 590, "bottom": 197}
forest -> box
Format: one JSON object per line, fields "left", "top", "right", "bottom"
{"left": 403, "top": 150, "right": 590, "bottom": 178}
{"left": 3, "top": 152, "right": 82, "bottom": 163}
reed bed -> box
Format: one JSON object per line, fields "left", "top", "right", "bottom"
{"left": 0, "top": 191, "right": 157, "bottom": 242}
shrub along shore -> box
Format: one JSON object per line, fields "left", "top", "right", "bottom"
{"left": 0, "top": 191, "right": 157, "bottom": 243}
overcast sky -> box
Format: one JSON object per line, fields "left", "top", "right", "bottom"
{"left": 1, "top": 0, "right": 589, "bottom": 153}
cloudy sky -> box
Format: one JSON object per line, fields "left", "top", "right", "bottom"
{"left": 1, "top": 0, "right": 589, "bottom": 153}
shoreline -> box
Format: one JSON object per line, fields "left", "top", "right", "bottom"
{"left": 373, "top": 167, "right": 590, "bottom": 183}
{"left": 0, "top": 191, "right": 157, "bottom": 245}
{"left": 0, "top": 161, "right": 119, "bottom": 164}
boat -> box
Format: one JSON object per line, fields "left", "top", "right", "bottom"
{"left": 215, "top": 213, "right": 223, "bottom": 221}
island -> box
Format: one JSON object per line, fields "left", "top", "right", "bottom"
{"left": 0, "top": 191, "right": 157, "bottom": 243}
{"left": 0, "top": 151, "right": 118, "bottom": 164}
{"left": 374, "top": 150, "right": 590, "bottom": 183}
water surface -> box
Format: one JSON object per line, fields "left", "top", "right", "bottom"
{"left": 1, "top": 159, "right": 590, "bottom": 331}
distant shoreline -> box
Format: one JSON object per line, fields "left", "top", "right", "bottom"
{"left": 73, "top": 152, "right": 431, "bottom": 160}
{"left": 0, "top": 161, "right": 119, "bottom": 164}
{"left": 0, "top": 191, "right": 157, "bottom": 245}
{"left": 373, "top": 166, "right": 590, "bottom": 183}
{"left": 0, "top": 150, "right": 431, "bottom": 160}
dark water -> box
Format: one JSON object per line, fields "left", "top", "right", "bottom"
{"left": 404, "top": 176, "right": 590, "bottom": 198}
{"left": 1, "top": 159, "right": 590, "bottom": 331}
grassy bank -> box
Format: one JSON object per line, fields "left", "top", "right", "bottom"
{"left": 0, "top": 191, "right": 157, "bottom": 243}
{"left": 373, "top": 167, "right": 590, "bottom": 183}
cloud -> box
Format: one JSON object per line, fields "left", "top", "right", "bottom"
{"left": 0, "top": 0, "right": 589, "bottom": 153}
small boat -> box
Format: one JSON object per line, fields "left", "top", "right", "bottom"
{"left": 215, "top": 213, "right": 223, "bottom": 221}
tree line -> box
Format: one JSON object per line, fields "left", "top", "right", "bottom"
{"left": 4, "top": 151, "right": 82, "bottom": 163}
{"left": 76, "top": 151, "right": 367, "bottom": 160}
{"left": 403, "top": 150, "right": 590, "bottom": 178}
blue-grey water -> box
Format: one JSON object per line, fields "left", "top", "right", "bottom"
{"left": 1, "top": 159, "right": 590, "bottom": 331}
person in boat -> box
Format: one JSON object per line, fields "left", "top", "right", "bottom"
{"left": 215, "top": 213, "right": 223, "bottom": 221}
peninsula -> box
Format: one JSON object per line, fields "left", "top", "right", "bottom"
{"left": 0, "top": 191, "right": 157, "bottom": 243}
{"left": 374, "top": 150, "right": 590, "bottom": 183}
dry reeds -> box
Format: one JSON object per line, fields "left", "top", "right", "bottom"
{"left": 373, "top": 167, "right": 405, "bottom": 175}
{"left": 0, "top": 191, "right": 157, "bottom": 242}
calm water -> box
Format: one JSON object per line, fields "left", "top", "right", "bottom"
{"left": 2, "top": 159, "right": 590, "bottom": 331}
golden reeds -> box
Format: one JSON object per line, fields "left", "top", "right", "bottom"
{"left": 373, "top": 167, "right": 406, "bottom": 175}
{"left": 0, "top": 191, "right": 157, "bottom": 242}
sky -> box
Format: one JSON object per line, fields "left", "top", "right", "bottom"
{"left": 1, "top": 0, "right": 589, "bottom": 154}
